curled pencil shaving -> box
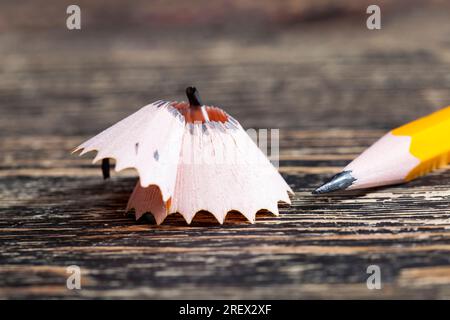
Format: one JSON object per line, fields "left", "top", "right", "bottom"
{"left": 74, "top": 87, "right": 293, "bottom": 224}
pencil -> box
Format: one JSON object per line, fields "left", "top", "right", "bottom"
{"left": 313, "top": 106, "right": 450, "bottom": 194}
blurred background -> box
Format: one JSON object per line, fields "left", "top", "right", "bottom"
{"left": 1, "top": 0, "right": 450, "bottom": 137}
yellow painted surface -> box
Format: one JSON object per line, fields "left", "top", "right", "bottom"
{"left": 392, "top": 106, "right": 450, "bottom": 180}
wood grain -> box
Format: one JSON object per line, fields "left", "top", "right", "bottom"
{"left": 1, "top": 3, "right": 450, "bottom": 299}
{"left": 1, "top": 131, "right": 450, "bottom": 299}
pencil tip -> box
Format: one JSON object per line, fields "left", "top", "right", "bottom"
{"left": 186, "top": 86, "right": 203, "bottom": 107}
{"left": 102, "top": 158, "right": 110, "bottom": 179}
{"left": 313, "top": 170, "right": 356, "bottom": 194}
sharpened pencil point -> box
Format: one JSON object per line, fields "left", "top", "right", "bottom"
{"left": 186, "top": 86, "right": 203, "bottom": 107}
{"left": 102, "top": 158, "right": 110, "bottom": 179}
{"left": 313, "top": 170, "right": 356, "bottom": 194}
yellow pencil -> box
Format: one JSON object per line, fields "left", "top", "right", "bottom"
{"left": 314, "top": 106, "right": 450, "bottom": 194}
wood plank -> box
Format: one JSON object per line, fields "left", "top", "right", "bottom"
{"left": 1, "top": 132, "right": 450, "bottom": 299}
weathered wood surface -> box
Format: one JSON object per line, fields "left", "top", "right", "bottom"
{"left": 1, "top": 3, "right": 450, "bottom": 299}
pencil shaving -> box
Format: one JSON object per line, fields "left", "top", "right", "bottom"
{"left": 74, "top": 87, "right": 293, "bottom": 224}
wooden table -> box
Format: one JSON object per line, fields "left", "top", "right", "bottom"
{"left": 1, "top": 4, "right": 450, "bottom": 299}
